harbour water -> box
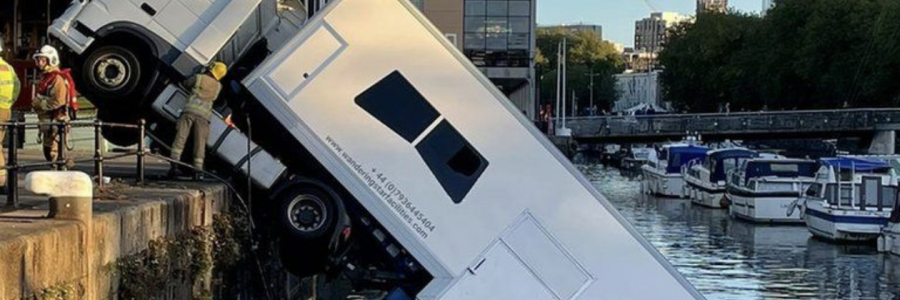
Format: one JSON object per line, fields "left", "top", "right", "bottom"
{"left": 582, "top": 165, "right": 900, "bottom": 300}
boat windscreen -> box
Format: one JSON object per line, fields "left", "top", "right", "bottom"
{"left": 820, "top": 157, "right": 891, "bottom": 173}
{"left": 745, "top": 161, "right": 818, "bottom": 179}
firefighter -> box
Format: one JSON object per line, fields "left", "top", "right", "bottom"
{"left": 32, "top": 45, "right": 74, "bottom": 170}
{"left": 0, "top": 42, "right": 21, "bottom": 193}
{"left": 169, "top": 62, "right": 226, "bottom": 180}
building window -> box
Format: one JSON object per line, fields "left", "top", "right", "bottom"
{"left": 463, "top": 0, "right": 532, "bottom": 68}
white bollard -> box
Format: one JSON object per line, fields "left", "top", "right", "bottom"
{"left": 25, "top": 171, "right": 94, "bottom": 299}
{"left": 25, "top": 171, "right": 93, "bottom": 221}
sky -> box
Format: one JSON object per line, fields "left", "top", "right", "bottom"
{"left": 537, "top": 0, "right": 764, "bottom": 47}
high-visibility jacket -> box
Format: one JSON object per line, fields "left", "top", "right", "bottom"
{"left": 0, "top": 58, "right": 20, "bottom": 110}
{"left": 182, "top": 74, "right": 221, "bottom": 120}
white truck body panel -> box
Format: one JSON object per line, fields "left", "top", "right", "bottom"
{"left": 242, "top": 0, "right": 702, "bottom": 298}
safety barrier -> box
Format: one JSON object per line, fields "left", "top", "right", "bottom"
{"left": 3, "top": 119, "right": 147, "bottom": 208}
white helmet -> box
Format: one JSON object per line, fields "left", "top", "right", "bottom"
{"left": 33, "top": 45, "right": 60, "bottom": 66}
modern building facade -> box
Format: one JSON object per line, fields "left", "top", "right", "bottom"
{"left": 458, "top": 0, "right": 537, "bottom": 119}
{"left": 697, "top": 0, "right": 728, "bottom": 14}
{"left": 634, "top": 12, "right": 687, "bottom": 53}
{"left": 613, "top": 71, "right": 666, "bottom": 113}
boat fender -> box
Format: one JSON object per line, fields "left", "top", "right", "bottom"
{"left": 786, "top": 200, "right": 798, "bottom": 217}
{"left": 719, "top": 194, "right": 731, "bottom": 208}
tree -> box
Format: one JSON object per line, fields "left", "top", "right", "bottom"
{"left": 659, "top": 0, "right": 900, "bottom": 112}
{"left": 535, "top": 28, "right": 624, "bottom": 114}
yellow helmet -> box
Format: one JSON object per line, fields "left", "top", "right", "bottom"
{"left": 209, "top": 61, "right": 227, "bottom": 80}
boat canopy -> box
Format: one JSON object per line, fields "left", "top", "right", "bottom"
{"left": 820, "top": 157, "right": 891, "bottom": 172}
{"left": 666, "top": 145, "right": 709, "bottom": 173}
{"left": 745, "top": 160, "right": 818, "bottom": 180}
{"left": 707, "top": 149, "right": 757, "bottom": 182}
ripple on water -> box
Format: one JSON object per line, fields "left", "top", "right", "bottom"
{"left": 584, "top": 165, "right": 900, "bottom": 300}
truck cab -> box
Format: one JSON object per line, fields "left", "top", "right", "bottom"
{"left": 48, "top": 0, "right": 283, "bottom": 144}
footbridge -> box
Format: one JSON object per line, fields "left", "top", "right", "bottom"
{"left": 559, "top": 108, "right": 900, "bottom": 153}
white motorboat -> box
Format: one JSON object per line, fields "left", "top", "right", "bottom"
{"left": 683, "top": 148, "right": 757, "bottom": 209}
{"left": 641, "top": 143, "right": 709, "bottom": 198}
{"left": 800, "top": 157, "right": 897, "bottom": 242}
{"left": 727, "top": 158, "right": 818, "bottom": 223}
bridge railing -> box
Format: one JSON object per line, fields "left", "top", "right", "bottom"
{"left": 563, "top": 108, "right": 900, "bottom": 138}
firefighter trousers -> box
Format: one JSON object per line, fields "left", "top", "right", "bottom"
{"left": 170, "top": 113, "right": 209, "bottom": 170}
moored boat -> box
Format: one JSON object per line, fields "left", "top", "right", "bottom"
{"left": 800, "top": 157, "right": 897, "bottom": 242}
{"left": 727, "top": 158, "right": 818, "bottom": 223}
{"left": 684, "top": 148, "right": 757, "bottom": 209}
{"left": 641, "top": 143, "right": 709, "bottom": 198}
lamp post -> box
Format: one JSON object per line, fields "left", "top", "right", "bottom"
{"left": 585, "top": 69, "right": 597, "bottom": 115}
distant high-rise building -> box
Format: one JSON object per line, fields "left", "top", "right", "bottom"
{"left": 697, "top": 0, "right": 728, "bottom": 14}
{"left": 539, "top": 24, "right": 603, "bottom": 40}
{"left": 634, "top": 12, "right": 688, "bottom": 53}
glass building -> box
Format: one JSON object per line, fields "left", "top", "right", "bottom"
{"left": 463, "top": 0, "right": 532, "bottom": 69}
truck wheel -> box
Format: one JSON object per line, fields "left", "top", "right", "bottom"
{"left": 279, "top": 186, "right": 339, "bottom": 241}
{"left": 80, "top": 45, "right": 145, "bottom": 107}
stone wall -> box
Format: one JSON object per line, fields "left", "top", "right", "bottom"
{"left": 0, "top": 183, "right": 229, "bottom": 299}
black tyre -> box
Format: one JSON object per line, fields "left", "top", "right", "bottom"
{"left": 278, "top": 186, "right": 340, "bottom": 241}
{"left": 79, "top": 45, "right": 145, "bottom": 108}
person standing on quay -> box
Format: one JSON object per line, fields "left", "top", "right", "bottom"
{"left": 0, "top": 42, "right": 20, "bottom": 193}
{"left": 33, "top": 45, "right": 76, "bottom": 170}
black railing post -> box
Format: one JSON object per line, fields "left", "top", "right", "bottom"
{"left": 6, "top": 122, "right": 18, "bottom": 208}
{"left": 136, "top": 119, "right": 145, "bottom": 184}
{"left": 94, "top": 119, "right": 104, "bottom": 188}
{"left": 57, "top": 122, "right": 67, "bottom": 171}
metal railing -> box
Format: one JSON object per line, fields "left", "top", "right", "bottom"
{"left": 4, "top": 119, "right": 147, "bottom": 208}
{"left": 563, "top": 108, "right": 900, "bottom": 139}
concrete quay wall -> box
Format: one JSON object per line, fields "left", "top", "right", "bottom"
{"left": 0, "top": 183, "right": 230, "bottom": 299}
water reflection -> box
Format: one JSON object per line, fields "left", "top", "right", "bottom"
{"left": 585, "top": 165, "right": 900, "bottom": 300}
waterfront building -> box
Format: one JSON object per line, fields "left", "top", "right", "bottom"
{"left": 697, "top": 0, "right": 728, "bottom": 14}
{"left": 634, "top": 12, "right": 688, "bottom": 53}
{"left": 613, "top": 71, "right": 667, "bottom": 113}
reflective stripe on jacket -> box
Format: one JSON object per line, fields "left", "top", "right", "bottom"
{"left": 0, "top": 59, "right": 20, "bottom": 110}
{"left": 182, "top": 74, "right": 220, "bottom": 120}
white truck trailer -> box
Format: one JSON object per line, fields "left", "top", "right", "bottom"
{"left": 49, "top": 0, "right": 703, "bottom": 298}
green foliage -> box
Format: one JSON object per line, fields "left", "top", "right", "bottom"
{"left": 536, "top": 28, "right": 624, "bottom": 112}
{"left": 115, "top": 213, "right": 247, "bottom": 300}
{"left": 660, "top": 0, "right": 900, "bottom": 112}
{"left": 27, "top": 283, "right": 80, "bottom": 300}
